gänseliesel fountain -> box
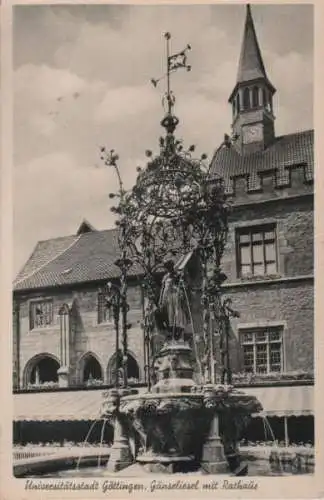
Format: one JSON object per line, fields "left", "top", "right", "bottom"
{"left": 99, "top": 32, "right": 262, "bottom": 477}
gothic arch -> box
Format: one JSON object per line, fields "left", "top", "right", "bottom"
{"left": 78, "top": 352, "right": 104, "bottom": 383}
{"left": 107, "top": 350, "right": 141, "bottom": 385}
{"left": 23, "top": 353, "right": 60, "bottom": 388}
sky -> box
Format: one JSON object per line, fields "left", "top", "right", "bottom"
{"left": 13, "top": 3, "right": 314, "bottom": 277}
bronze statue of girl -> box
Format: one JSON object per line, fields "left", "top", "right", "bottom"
{"left": 155, "top": 259, "right": 189, "bottom": 341}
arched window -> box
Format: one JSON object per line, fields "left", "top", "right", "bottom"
{"left": 252, "top": 86, "right": 259, "bottom": 108}
{"left": 236, "top": 93, "right": 240, "bottom": 113}
{"left": 97, "top": 287, "right": 114, "bottom": 324}
{"left": 262, "top": 88, "right": 267, "bottom": 108}
{"left": 83, "top": 355, "right": 103, "bottom": 382}
{"left": 107, "top": 352, "right": 140, "bottom": 385}
{"left": 232, "top": 99, "right": 236, "bottom": 117}
{"left": 268, "top": 94, "right": 273, "bottom": 113}
{"left": 127, "top": 354, "right": 140, "bottom": 380}
{"left": 28, "top": 356, "right": 60, "bottom": 386}
{"left": 243, "top": 87, "right": 250, "bottom": 110}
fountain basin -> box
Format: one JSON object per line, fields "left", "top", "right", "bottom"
{"left": 101, "top": 341, "right": 263, "bottom": 474}
{"left": 104, "top": 385, "right": 262, "bottom": 472}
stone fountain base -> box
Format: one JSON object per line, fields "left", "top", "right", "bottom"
{"left": 101, "top": 340, "right": 263, "bottom": 475}
{"left": 137, "top": 453, "right": 197, "bottom": 474}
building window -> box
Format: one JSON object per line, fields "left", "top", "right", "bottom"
{"left": 240, "top": 327, "right": 283, "bottom": 374}
{"left": 98, "top": 292, "right": 113, "bottom": 324}
{"left": 29, "top": 300, "right": 53, "bottom": 329}
{"left": 236, "top": 224, "right": 277, "bottom": 278}
{"left": 82, "top": 354, "right": 103, "bottom": 385}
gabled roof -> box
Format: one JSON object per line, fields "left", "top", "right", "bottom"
{"left": 209, "top": 129, "right": 314, "bottom": 191}
{"left": 13, "top": 229, "right": 143, "bottom": 292}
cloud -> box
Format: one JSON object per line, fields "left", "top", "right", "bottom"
{"left": 14, "top": 152, "right": 113, "bottom": 270}
{"left": 15, "top": 64, "right": 87, "bottom": 102}
{"left": 94, "top": 84, "right": 158, "bottom": 124}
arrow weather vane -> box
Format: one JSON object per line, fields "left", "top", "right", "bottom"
{"left": 151, "top": 32, "right": 191, "bottom": 117}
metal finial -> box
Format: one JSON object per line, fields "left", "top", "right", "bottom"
{"left": 150, "top": 32, "right": 191, "bottom": 134}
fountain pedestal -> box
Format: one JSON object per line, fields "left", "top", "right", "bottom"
{"left": 201, "top": 413, "right": 228, "bottom": 474}
{"left": 102, "top": 388, "right": 135, "bottom": 473}
{"left": 107, "top": 414, "right": 133, "bottom": 473}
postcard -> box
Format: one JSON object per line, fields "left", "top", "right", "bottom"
{"left": 0, "top": 1, "right": 323, "bottom": 499}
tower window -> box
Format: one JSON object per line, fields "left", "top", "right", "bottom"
{"left": 243, "top": 87, "right": 250, "bottom": 110}
{"left": 236, "top": 93, "right": 240, "bottom": 113}
{"left": 268, "top": 94, "right": 273, "bottom": 113}
{"left": 262, "top": 88, "right": 266, "bottom": 107}
{"left": 232, "top": 100, "right": 236, "bottom": 117}
{"left": 252, "top": 86, "right": 259, "bottom": 108}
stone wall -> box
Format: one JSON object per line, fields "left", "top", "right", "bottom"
{"left": 219, "top": 193, "right": 314, "bottom": 375}
{"left": 222, "top": 195, "right": 313, "bottom": 281}
{"left": 223, "top": 279, "right": 314, "bottom": 373}
{"left": 15, "top": 281, "right": 145, "bottom": 388}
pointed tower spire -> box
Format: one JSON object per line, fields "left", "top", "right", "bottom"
{"left": 228, "top": 4, "right": 276, "bottom": 155}
{"left": 236, "top": 4, "right": 267, "bottom": 84}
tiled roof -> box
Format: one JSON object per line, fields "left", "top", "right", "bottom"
{"left": 209, "top": 129, "right": 314, "bottom": 192}
{"left": 14, "top": 229, "right": 143, "bottom": 292}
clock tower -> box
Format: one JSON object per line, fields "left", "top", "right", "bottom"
{"left": 229, "top": 4, "right": 276, "bottom": 155}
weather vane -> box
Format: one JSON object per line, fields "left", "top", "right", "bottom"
{"left": 151, "top": 32, "right": 191, "bottom": 118}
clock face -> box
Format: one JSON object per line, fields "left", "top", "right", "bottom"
{"left": 243, "top": 125, "right": 262, "bottom": 144}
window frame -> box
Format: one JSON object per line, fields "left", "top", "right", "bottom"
{"left": 236, "top": 223, "right": 278, "bottom": 278}
{"left": 29, "top": 299, "right": 54, "bottom": 330}
{"left": 97, "top": 291, "right": 114, "bottom": 325}
{"left": 240, "top": 327, "right": 284, "bottom": 374}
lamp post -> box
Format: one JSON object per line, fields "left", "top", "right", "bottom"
{"left": 100, "top": 148, "right": 134, "bottom": 390}
{"left": 102, "top": 282, "right": 121, "bottom": 388}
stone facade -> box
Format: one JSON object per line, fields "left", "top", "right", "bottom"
{"left": 13, "top": 281, "right": 145, "bottom": 389}
{"left": 220, "top": 176, "right": 314, "bottom": 377}
{"left": 12, "top": 5, "right": 314, "bottom": 392}
{"left": 13, "top": 180, "right": 314, "bottom": 389}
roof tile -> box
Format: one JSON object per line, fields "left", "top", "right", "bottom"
{"left": 14, "top": 229, "right": 143, "bottom": 292}
{"left": 209, "top": 130, "right": 314, "bottom": 192}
